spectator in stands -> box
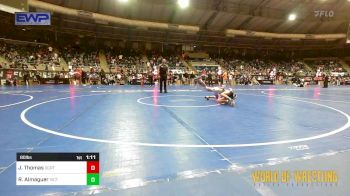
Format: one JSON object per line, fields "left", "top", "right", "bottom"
{"left": 324, "top": 74, "right": 329, "bottom": 88}
{"left": 35, "top": 72, "right": 41, "bottom": 84}
{"left": 217, "top": 67, "right": 223, "bottom": 85}
{"left": 223, "top": 71, "right": 228, "bottom": 85}
{"left": 23, "top": 71, "right": 29, "bottom": 86}
{"left": 100, "top": 69, "right": 106, "bottom": 85}
{"left": 228, "top": 72, "right": 234, "bottom": 86}
{"left": 190, "top": 72, "right": 195, "bottom": 85}
{"left": 207, "top": 71, "right": 213, "bottom": 86}
{"left": 183, "top": 71, "right": 189, "bottom": 85}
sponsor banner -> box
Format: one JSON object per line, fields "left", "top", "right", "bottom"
{"left": 15, "top": 12, "right": 51, "bottom": 25}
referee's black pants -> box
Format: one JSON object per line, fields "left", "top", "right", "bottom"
{"left": 160, "top": 77, "right": 167, "bottom": 93}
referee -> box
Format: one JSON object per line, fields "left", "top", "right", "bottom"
{"left": 159, "top": 59, "right": 168, "bottom": 93}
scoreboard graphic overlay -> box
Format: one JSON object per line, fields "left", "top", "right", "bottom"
{"left": 16, "top": 153, "right": 99, "bottom": 186}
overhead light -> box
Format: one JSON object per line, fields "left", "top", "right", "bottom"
{"left": 288, "top": 13, "right": 296, "bottom": 21}
{"left": 118, "top": 0, "right": 128, "bottom": 3}
{"left": 178, "top": 0, "right": 189, "bottom": 9}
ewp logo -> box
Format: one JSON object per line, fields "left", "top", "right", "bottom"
{"left": 15, "top": 12, "right": 51, "bottom": 25}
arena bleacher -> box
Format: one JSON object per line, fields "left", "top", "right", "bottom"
{"left": 1, "top": 40, "right": 350, "bottom": 86}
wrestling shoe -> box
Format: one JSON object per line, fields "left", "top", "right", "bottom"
{"left": 228, "top": 99, "right": 235, "bottom": 107}
{"left": 233, "top": 94, "right": 237, "bottom": 100}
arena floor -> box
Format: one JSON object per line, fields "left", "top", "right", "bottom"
{"left": 0, "top": 84, "right": 350, "bottom": 196}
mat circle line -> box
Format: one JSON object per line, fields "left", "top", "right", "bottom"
{"left": 0, "top": 94, "right": 33, "bottom": 108}
{"left": 20, "top": 92, "right": 350, "bottom": 148}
